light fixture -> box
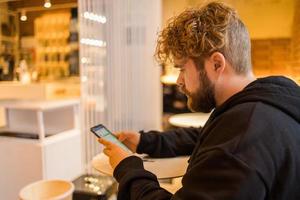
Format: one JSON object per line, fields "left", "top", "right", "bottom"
{"left": 20, "top": 10, "right": 27, "bottom": 21}
{"left": 83, "top": 12, "right": 107, "bottom": 24}
{"left": 44, "top": 0, "right": 52, "bottom": 8}
{"left": 80, "top": 38, "right": 106, "bottom": 47}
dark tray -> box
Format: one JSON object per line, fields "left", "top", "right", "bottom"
{"left": 72, "top": 174, "right": 117, "bottom": 200}
{"left": 0, "top": 131, "right": 50, "bottom": 140}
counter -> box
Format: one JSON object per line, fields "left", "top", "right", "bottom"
{"left": 0, "top": 80, "right": 80, "bottom": 100}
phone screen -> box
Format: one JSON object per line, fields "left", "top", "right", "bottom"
{"left": 91, "top": 124, "right": 131, "bottom": 152}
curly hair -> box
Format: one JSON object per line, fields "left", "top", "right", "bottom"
{"left": 155, "top": 1, "right": 252, "bottom": 74}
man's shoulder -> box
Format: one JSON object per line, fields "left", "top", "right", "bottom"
{"left": 200, "top": 102, "right": 286, "bottom": 150}
{"left": 217, "top": 100, "right": 291, "bottom": 124}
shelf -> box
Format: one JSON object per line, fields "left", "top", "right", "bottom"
{"left": 0, "top": 35, "right": 17, "bottom": 43}
{"left": 0, "top": 81, "right": 80, "bottom": 100}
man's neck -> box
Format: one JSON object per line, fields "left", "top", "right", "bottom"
{"left": 215, "top": 72, "right": 256, "bottom": 106}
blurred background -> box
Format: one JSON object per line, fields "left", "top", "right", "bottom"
{"left": 0, "top": 0, "right": 299, "bottom": 199}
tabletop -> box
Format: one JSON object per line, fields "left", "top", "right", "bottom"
{"left": 168, "top": 112, "right": 211, "bottom": 128}
{"left": 92, "top": 153, "right": 189, "bottom": 179}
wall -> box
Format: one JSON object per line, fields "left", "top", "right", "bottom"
{"left": 162, "top": 0, "right": 300, "bottom": 82}
{"left": 162, "top": 0, "right": 189, "bottom": 26}
{"left": 225, "top": 0, "right": 294, "bottom": 39}
{"left": 291, "top": 0, "right": 300, "bottom": 79}
{"left": 163, "top": 0, "right": 294, "bottom": 39}
{"left": 0, "top": 107, "right": 5, "bottom": 127}
{"left": 251, "top": 39, "right": 292, "bottom": 77}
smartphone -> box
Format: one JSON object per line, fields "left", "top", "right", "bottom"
{"left": 90, "top": 124, "right": 131, "bottom": 152}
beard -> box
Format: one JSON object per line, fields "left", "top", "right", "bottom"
{"left": 179, "top": 70, "right": 216, "bottom": 113}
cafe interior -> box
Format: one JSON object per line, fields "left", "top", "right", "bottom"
{"left": 0, "top": 0, "right": 299, "bottom": 199}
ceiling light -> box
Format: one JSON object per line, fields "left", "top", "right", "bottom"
{"left": 83, "top": 12, "right": 107, "bottom": 24}
{"left": 44, "top": 0, "right": 52, "bottom": 8}
{"left": 80, "top": 38, "right": 106, "bottom": 47}
{"left": 20, "top": 10, "right": 27, "bottom": 21}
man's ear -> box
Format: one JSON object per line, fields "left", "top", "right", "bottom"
{"left": 210, "top": 52, "right": 226, "bottom": 73}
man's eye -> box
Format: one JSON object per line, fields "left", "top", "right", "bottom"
{"left": 179, "top": 69, "right": 185, "bottom": 72}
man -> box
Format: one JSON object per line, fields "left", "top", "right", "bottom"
{"left": 99, "top": 2, "right": 300, "bottom": 199}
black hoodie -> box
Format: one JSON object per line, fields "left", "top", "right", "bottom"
{"left": 113, "top": 76, "right": 300, "bottom": 200}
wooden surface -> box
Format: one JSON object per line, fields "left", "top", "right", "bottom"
{"left": 92, "top": 153, "right": 189, "bottom": 179}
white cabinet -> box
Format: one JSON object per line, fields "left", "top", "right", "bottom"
{"left": 0, "top": 99, "right": 83, "bottom": 200}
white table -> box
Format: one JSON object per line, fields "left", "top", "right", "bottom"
{"left": 92, "top": 153, "right": 189, "bottom": 179}
{"left": 168, "top": 112, "right": 211, "bottom": 128}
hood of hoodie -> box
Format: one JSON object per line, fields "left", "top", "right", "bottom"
{"left": 212, "top": 76, "right": 300, "bottom": 123}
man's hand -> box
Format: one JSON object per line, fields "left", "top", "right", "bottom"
{"left": 98, "top": 138, "right": 131, "bottom": 169}
{"left": 114, "top": 131, "right": 141, "bottom": 153}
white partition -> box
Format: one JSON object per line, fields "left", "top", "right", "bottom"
{"left": 79, "top": 0, "right": 162, "bottom": 172}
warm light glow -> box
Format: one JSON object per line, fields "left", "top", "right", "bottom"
{"left": 44, "top": 0, "right": 52, "bottom": 8}
{"left": 20, "top": 15, "right": 27, "bottom": 21}
{"left": 81, "top": 76, "right": 88, "bottom": 83}
{"left": 20, "top": 73, "right": 31, "bottom": 84}
{"left": 83, "top": 12, "right": 106, "bottom": 23}
{"left": 81, "top": 57, "right": 90, "bottom": 64}
{"left": 160, "top": 74, "right": 178, "bottom": 85}
{"left": 80, "top": 38, "right": 106, "bottom": 47}
{"left": 20, "top": 10, "right": 27, "bottom": 21}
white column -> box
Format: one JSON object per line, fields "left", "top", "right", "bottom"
{"left": 79, "top": 0, "right": 162, "bottom": 173}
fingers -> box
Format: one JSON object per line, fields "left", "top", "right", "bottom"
{"left": 114, "top": 132, "right": 126, "bottom": 142}
{"left": 118, "top": 134, "right": 127, "bottom": 142}
{"left": 103, "top": 147, "right": 110, "bottom": 156}
{"left": 114, "top": 132, "right": 121, "bottom": 139}
{"left": 99, "top": 138, "right": 114, "bottom": 156}
{"left": 114, "top": 131, "right": 121, "bottom": 136}
{"left": 98, "top": 138, "right": 121, "bottom": 151}
{"left": 98, "top": 138, "right": 113, "bottom": 147}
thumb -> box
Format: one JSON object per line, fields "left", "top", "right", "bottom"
{"left": 98, "top": 138, "right": 114, "bottom": 147}
{"left": 114, "top": 132, "right": 121, "bottom": 139}
{"left": 118, "top": 133, "right": 127, "bottom": 142}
